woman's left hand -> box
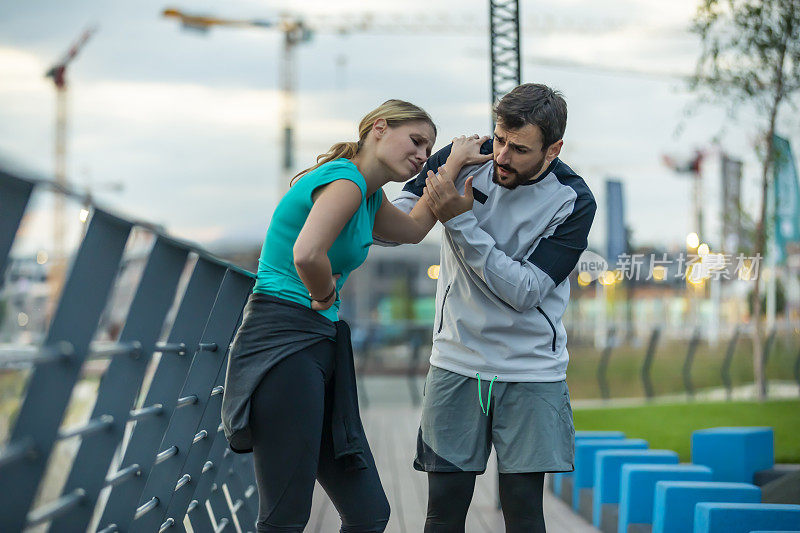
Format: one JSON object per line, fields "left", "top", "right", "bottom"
{"left": 448, "top": 134, "right": 492, "bottom": 167}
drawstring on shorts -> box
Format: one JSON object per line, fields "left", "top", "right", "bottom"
{"left": 476, "top": 373, "right": 498, "bottom": 415}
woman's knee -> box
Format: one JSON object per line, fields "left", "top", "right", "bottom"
{"left": 340, "top": 497, "right": 390, "bottom": 533}
{"left": 340, "top": 490, "right": 391, "bottom": 533}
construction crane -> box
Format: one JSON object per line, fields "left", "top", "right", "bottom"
{"left": 163, "top": 6, "right": 622, "bottom": 195}
{"left": 162, "top": 5, "right": 520, "bottom": 195}
{"left": 44, "top": 26, "right": 97, "bottom": 299}
{"left": 489, "top": 0, "right": 522, "bottom": 108}
{"left": 163, "top": 8, "right": 311, "bottom": 196}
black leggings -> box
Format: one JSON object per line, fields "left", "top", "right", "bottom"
{"left": 249, "top": 340, "right": 390, "bottom": 532}
{"left": 424, "top": 471, "right": 545, "bottom": 533}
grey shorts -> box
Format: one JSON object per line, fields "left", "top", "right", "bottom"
{"left": 413, "top": 366, "right": 575, "bottom": 474}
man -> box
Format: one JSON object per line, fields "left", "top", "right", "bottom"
{"left": 382, "top": 83, "right": 596, "bottom": 532}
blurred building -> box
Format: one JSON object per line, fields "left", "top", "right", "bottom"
{"left": 0, "top": 255, "right": 50, "bottom": 344}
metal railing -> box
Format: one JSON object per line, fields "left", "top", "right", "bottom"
{"left": 592, "top": 324, "right": 800, "bottom": 401}
{"left": 0, "top": 165, "right": 259, "bottom": 532}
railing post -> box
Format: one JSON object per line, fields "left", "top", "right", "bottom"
{"left": 0, "top": 170, "right": 34, "bottom": 283}
{"left": 49, "top": 237, "right": 190, "bottom": 532}
{"left": 218, "top": 448, "right": 258, "bottom": 531}
{"left": 0, "top": 209, "right": 132, "bottom": 533}
{"left": 721, "top": 328, "right": 740, "bottom": 400}
{"left": 763, "top": 327, "right": 777, "bottom": 398}
{"left": 682, "top": 327, "right": 702, "bottom": 399}
{"left": 99, "top": 257, "right": 226, "bottom": 529}
{"left": 122, "top": 269, "right": 252, "bottom": 532}
{"left": 641, "top": 327, "right": 661, "bottom": 401}
{"left": 597, "top": 326, "right": 616, "bottom": 400}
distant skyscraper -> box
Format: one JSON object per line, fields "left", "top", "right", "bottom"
{"left": 720, "top": 153, "right": 743, "bottom": 253}
{"left": 606, "top": 180, "right": 626, "bottom": 267}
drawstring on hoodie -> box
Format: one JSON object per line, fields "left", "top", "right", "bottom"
{"left": 476, "top": 373, "right": 498, "bottom": 415}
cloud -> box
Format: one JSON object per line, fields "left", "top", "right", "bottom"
{"left": 1, "top": 0, "right": 796, "bottom": 252}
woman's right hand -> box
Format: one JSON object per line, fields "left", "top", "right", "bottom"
{"left": 448, "top": 134, "right": 492, "bottom": 168}
{"left": 310, "top": 274, "right": 341, "bottom": 311}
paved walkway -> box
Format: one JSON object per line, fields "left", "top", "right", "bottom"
{"left": 307, "top": 406, "right": 598, "bottom": 532}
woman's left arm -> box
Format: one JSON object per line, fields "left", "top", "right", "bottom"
{"left": 373, "top": 189, "right": 437, "bottom": 244}
{"left": 373, "top": 135, "right": 491, "bottom": 244}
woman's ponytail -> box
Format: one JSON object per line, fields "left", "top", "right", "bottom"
{"left": 290, "top": 99, "right": 435, "bottom": 186}
{"left": 291, "top": 141, "right": 360, "bottom": 185}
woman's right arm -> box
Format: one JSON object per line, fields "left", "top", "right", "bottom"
{"left": 293, "top": 179, "right": 362, "bottom": 310}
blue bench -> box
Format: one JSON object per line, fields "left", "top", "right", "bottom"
{"left": 694, "top": 502, "right": 800, "bottom": 533}
{"left": 593, "top": 449, "right": 679, "bottom": 533}
{"left": 619, "top": 463, "right": 712, "bottom": 533}
{"left": 573, "top": 438, "right": 648, "bottom": 516}
{"left": 692, "top": 427, "right": 774, "bottom": 483}
{"left": 652, "top": 481, "right": 761, "bottom": 533}
{"left": 552, "top": 430, "right": 626, "bottom": 504}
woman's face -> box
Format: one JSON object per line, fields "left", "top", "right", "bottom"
{"left": 375, "top": 120, "right": 436, "bottom": 182}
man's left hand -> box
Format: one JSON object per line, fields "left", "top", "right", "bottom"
{"left": 425, "top": 168, "right": 474, "bottom": 222}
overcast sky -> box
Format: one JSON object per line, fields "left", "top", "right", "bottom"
{"left": 2, "top": 0, "right": 798, "bottom": 258}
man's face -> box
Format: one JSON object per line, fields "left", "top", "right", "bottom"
{"left": 492, "top": 123, "right": 551, "bottom": 189}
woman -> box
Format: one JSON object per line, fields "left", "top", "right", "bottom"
{"left": 222, "top": 99, "right": 487, "bottom": 532}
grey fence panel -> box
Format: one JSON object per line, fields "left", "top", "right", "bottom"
{"left": 220, "top": 449, "right": 258, "bottom": 531}
{"left": 208, "top": 482, "right": 233, "bottom": 532}
{"left": 234, "top": 454, "right": 258, "bottom": 497}
{"left": 49, "top": 237, "right": 190, "bottom": 532}
{"left": 210, "top": 483, "right": 234, "bottom": 532}
{"left": 0, "top": 209, "right": 133, "bottom": 532}
{"left": 185, "top": 498, "right": 214, "bottom": 533}
{"left": 0, "top": 170, "right": 34, "bottom": 281}
{"left": 99, "top": 257, "right": 227, "bottom": 528}
{"left": 159, "top": 364, "right": 237, "bottom": 531}
{"left": 181, "top": 426, "right": 235, "bottom": 533}
{"left": 204, "top": 436, "right": 238, "bottom": 532}
{"left": 125, "top": 269, "right": 253, "bottom": 532}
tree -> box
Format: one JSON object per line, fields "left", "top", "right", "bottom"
{"left": 691, "top": 0, "right": 800, "bottom": 400}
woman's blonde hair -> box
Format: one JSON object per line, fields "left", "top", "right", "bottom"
{"left": 291, "top": 99, "right": 436, "bottom": 185}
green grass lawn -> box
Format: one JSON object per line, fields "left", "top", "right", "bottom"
{"left": 573, "top": 399, "right": 800, "bottom": 463}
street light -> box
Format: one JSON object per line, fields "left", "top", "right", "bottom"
{"left": 577, "top": 271, "right": 592, "bottom": 286}
{"left": 686, "top": 232, "right": 700, "bottom": 250}
{"left": 599, "top": 270, "right": 617, "bottom": 286}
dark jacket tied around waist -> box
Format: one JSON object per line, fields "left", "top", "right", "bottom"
{"left": 221, "top": 293, "right": 368, "bottom": 471}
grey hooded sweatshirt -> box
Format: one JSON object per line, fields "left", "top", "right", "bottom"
{"left": 383, "top": 141, "right": 596, "bottom": 382}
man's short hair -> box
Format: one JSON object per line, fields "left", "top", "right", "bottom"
{"left": 494, "top": 83, "right": 567, "bottom": 148}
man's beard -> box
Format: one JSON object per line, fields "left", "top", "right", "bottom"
{"left": 492, "top": 155, "right": 549, "bottom": 190}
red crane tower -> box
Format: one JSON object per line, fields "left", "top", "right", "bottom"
{"left": 44, "top": 26, "right": 97, "bottom": 299}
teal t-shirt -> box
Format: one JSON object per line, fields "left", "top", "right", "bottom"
{"left": 253, "top": 159, "right": 383, "bottom": 321}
